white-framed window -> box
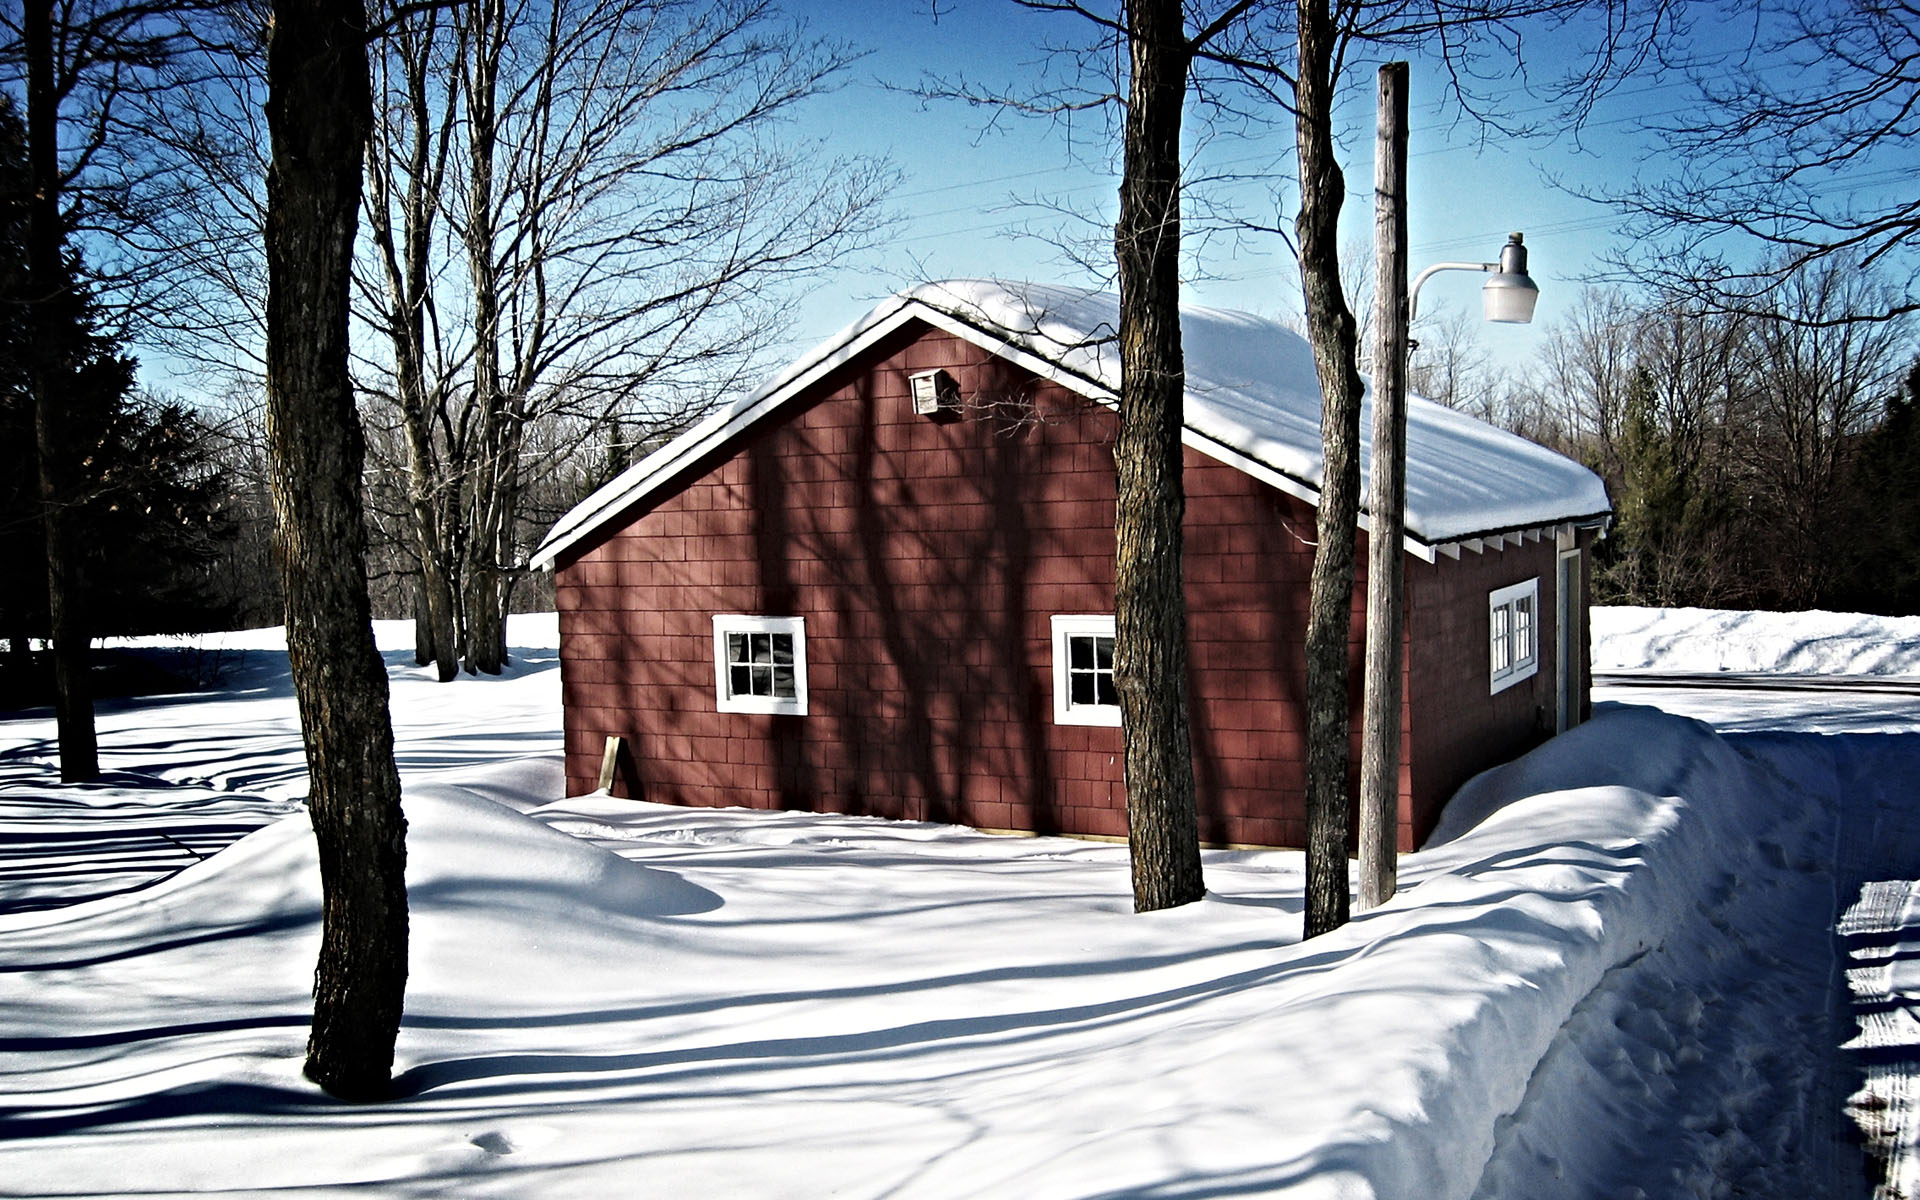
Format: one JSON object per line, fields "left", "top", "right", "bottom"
{"left": 1051, "top": 614, "right": 1121, "bottom": 727}
{"left": 1489, "top": 578, "right": 1540, "bottom": 694}
{"left": 713, "top": 615, "right": 808, "bottom": 715}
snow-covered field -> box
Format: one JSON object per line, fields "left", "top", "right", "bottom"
{"left": 1, "top": 607, "right": 1915, "bottom": 1197}
{"left": 1594, "top": 606, "right": 1920, "bottom": 677}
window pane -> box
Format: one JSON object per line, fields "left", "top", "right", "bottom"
{"left": 1064, "top": 634, "right": 1118, "bottom": 709}
{"left": 730, "top": 665, "right": 752, "bottom": 696}
{"left": 1071, "top": 671, "right": 1096, "bottom": 705}
{"left": 772, "top": 664, "right": 795, "bottom": 698}
{"left": 750, "top": 632, "right": 773, "bottom": 665}
{"left": 728, "top": 632, "right": 747, "bottom": 667}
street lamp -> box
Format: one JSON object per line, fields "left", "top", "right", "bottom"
{"left": 1409, "top": 232, "right": 1540, "bottom": 326}
{"left": 1359, "top": 70, "right": 1545, "bottom": 921}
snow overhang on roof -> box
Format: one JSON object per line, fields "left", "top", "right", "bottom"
{"left": 530, "top": 279, "right": 1612, "bottom": 570}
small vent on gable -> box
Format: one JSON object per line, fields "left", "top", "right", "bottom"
{"left": 908, "top": 368, "right": 960, "bottom": 420}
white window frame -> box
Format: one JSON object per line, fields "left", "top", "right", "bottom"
{"left": 1488, "top": 578, "right": 1540, "bottom": 695}
{"left": 1051, "top": 614, "right": 1122, "bottom": 727}
{"left": 713, "top": 615, "right": 808, "bottom": 716}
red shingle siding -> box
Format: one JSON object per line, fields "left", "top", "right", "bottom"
{"left": 555, "top": 320, "right": 1582, "bottom": 848}
{"left": 1403, "top": 534, "right": 1571, "bottom": 847}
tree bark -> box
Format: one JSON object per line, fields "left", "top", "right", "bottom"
{"left": 388, "top": 177, "right": 459, "bottom": 679}
{"left": 266, "top": 0, "right": 409, "bottom": 1101}
{"left": 458, "top": 0, "right": 510, "bottom": 677}
{"left": 1358, "top": 62, "right": 1409, "bottom": 913}
{"left": 405, "top": 440, "right": 459, "bottom": 680}
{"left": 1295, "top": 0, "right": 1363, "bottom": 938}
{"left": 24, "top": 0, "right": 98, "bottom": 783}
{"left": 1113, "top": 0, "right": 1204, "bottom": 913}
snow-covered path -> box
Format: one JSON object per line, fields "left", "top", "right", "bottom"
{"left": 1583, "top": 608, "right": 1920, "bottom": 1197}
{"left": 1466, "top": 721, "right": 1858, "bottom": 1198}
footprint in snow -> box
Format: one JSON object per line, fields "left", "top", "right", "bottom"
{"left": 470, "top": 1131, "right": 515, "bottom": 1156}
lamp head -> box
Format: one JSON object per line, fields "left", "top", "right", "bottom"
{"left": 1481, "top": 232, "right": 1539, "bottom": 324}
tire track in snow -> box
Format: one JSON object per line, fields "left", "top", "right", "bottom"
{"left": 1833, "top": 733, "right": 1920, "bottom": 1200}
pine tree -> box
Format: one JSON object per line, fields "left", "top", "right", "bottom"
{"left": 1836, "top": 360, "right": 1920, "bottom": 614}
{"left": 0, "top": 95, "right": 235, "bottom": 701}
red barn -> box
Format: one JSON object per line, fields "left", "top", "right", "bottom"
{"left": 531, "top": 281, "right": 1611, "bottom": 850}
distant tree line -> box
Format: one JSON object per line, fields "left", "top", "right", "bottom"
{"left": 1412, "top": 259, "right": 1919, "bottom": 615}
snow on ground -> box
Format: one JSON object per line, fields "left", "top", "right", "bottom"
{"left": 1594, "top": 606, "right": 1920, "bottom": 678}
{"left": 0, "top": 608, "right": 1914, "bottom": 1197}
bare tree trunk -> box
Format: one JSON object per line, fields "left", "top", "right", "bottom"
{"left": 3, "top": 629, "right": 31, "bottom": 689}
{"left": 23, "top": 0, "right": 97, "bottom": 783}
{"left": 458, "top": 0, "right": 509, "bottom": 677}
{"left": 397, "top": 320, "right": 458, "bottom": 679}
{"left": 463, "top": 559, "right": 507, "bottom": 672}
{"left": 470, "top": 443, "right": 518, "bottom": 671}
{"left": 409, "top": 477, "right": 459, "bottom": 677}
{"left": 1113, "top": 0, "right": 1203, "bottom": 913}
{"left": 1358, "top": 62, "right": 1409, "bottom": 913}
{"left": 367, "top": 10, "right": 459, "bottom": 680}
{"left": 1295, "top": 0, "right": 1362, "bottom": 938}
{"left": 393, "top": 225, "right": 459, "bottom": 680}
{"left": 266, "top": 0, "right": 408, "bottom": 1101}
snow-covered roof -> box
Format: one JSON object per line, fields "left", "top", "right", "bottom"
{"left": 530, "top": 279, "right": 1611, "bottom": 569}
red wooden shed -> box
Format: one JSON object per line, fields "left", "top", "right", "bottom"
{"left": 531, "top": 281, "right": 1611, "bottom": 850}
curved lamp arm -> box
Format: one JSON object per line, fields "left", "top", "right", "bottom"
{"left": 1408, "top": 232, "right": 1539, "bottom": 324}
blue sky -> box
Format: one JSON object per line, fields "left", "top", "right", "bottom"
{"left": 773, "top": 0, "right": 1700, "bottom": 373}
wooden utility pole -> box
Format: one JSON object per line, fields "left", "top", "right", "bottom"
{"left": 1359, "top": 62, "right": 1409, "bottom": 912}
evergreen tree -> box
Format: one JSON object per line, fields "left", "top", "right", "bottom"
{"left": 0, "top": 94, "right": 236, "bottom": 701}
{"left": 1835, "top": 360, "right": 1920, "bottom": 615}
{"left": 1593, "top": 365, "right": 1739, "bottom": 606}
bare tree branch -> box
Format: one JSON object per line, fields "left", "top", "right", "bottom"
{"left": 1596, "top": 0, "right": 1920, "bottom": 320}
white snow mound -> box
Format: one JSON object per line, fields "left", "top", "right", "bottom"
{"left": 1594, "top": 605, "right": 1920, "bottom": 676}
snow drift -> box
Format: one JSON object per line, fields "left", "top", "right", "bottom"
{"left": 0, "top": 609, "right": 1889, "bottom": 1195}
